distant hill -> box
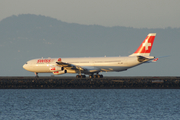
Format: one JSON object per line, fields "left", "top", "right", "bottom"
{"left": 0, "top": 14, "right": 179, "bottom": 76}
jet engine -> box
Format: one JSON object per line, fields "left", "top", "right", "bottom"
{"left": 49, "top": 66, "right": 64, "bottom": 72}
{"left": 53, "top": 70, "right": 67, "bottom": 75}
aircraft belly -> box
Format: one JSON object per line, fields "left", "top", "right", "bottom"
{"left": 92, "top": 61, "right": 139, "bottom": 72}
{"left": 95, "top": 66, "right": 128, "bottom": 72}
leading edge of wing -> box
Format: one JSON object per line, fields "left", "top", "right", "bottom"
{"left": 56, "top": 61, "right": 83, "bottom": 70}
{"left": 56, "top": 61, "right": 100, "bottom": 73}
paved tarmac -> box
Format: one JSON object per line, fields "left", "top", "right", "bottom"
{"left": 0, "top": 76, "right": 180, "bottom": 89}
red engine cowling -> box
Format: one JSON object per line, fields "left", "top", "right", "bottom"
{"left": 53, "top": 70, "right": 67, "bottom": 75}
{"left": 49, "top": 66, "right": 64, "bottom": 72}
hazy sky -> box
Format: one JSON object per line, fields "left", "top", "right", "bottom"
{"left": 0, "top": 0, "right": 180, "bottom": 28}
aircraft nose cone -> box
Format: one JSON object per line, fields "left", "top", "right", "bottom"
{"left": 23, "top": 64, "right": 27, "bottom": 70}
{"left": 23, "top": 64, "right": 33, "bottom": 72}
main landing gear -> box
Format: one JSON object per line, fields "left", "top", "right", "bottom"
{"left": 76, "top": 75, "right": 86, "bottom": 78}
{"left": 89, "top": 74, "right": 103, "bottom": 78}
{"left": 76, "top": 71, "right": 103, "bottom": 78}
{"left": 76, "top": 74, "right": 103, "bottom": 78}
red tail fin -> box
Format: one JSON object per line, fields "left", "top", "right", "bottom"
{"left": 130, "top": 33, "right": 156, "bottom": 56}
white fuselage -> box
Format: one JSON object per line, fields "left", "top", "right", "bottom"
{"left": 23, "top": 56, "right": 141, "bottom": 74}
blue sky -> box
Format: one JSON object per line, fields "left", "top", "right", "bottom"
{"left": 0, "top": 0, "right": 180, "bottom": 28}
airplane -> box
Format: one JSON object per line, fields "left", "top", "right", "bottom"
{"left": 23, "top": 33, "right": 158, "bottom": 78}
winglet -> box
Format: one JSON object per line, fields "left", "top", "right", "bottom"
{"left": 130, "top": 33, "right": 156, "bottom": 56}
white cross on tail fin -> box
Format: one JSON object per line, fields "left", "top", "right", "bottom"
{"left": 130, "top": 33, "right": 156, "bottom": 56}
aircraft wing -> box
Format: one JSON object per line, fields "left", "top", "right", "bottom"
{"left": 56, "top": 61, "right": 100, "bottom": 73}
{"left": 56, "top": 61, "right": 84, "bottom": 70}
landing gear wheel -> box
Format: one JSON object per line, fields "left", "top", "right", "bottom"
{"left": 76, "top": 75, "right": 86, "bottom": 78}
{"left": 97, "top": 75, "right": 101, "bottom": 78}
{"left": 100, "top": 75, "right": 103, "bottom": 78}
{"left": 93, "top": 74, "right": 103, "bottom": 78}
{"left": 94, "top": 75, "right": 97, "bottom": 78}
{"left": 89, "top": 75, "right": 93, "bottom": 78}
{"left": 82, "top": 75, "right": 86, "bottom": 78}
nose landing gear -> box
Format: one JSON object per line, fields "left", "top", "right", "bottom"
{"left": 34, "top": 72, "right": 39, "bottom": 78}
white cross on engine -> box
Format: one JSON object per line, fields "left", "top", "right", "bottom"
{"left": 143, "top": 39, "right": 151, "bottom": 50}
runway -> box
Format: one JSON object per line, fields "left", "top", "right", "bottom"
{"left": 0, "top": 76, "right": 180, "bottom": 89}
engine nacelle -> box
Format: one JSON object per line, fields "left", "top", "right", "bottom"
{"left": 49, "top": 66, "right": 64, "bottom": 72}
{"left": 53, "top": 70, "right": 67, "bottom": 75}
